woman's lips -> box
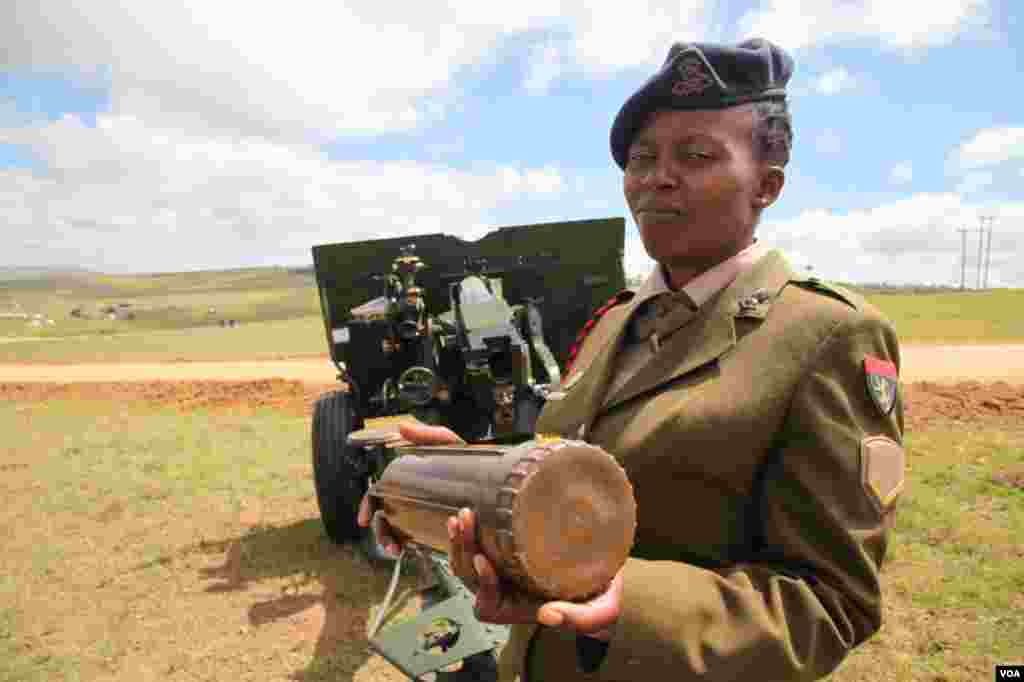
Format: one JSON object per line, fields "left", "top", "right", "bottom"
{"left": 637, "top": 207, "right": 683, "bottom": 220}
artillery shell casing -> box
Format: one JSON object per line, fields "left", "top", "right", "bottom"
{"left": 368, "top": 439, "right": 636, "bottom": 601}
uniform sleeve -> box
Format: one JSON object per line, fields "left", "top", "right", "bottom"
{"left": 595, "top": 314, "right": 904, "bottom": 681}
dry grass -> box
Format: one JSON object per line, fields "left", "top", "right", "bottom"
{"left": 831, "top": 419, "right": 1024, "bottom": 681}
{"left": 864, "top": 289, "right": 1024, "bottom": 344}
{"left": 2, "top": 391, "right": 1022, "bottom": 681}
{"left": 0, "top": 397, "right": 414, "bottom": 682}
{"left": 0, "top": 316, "right": 327, "bottom": 364}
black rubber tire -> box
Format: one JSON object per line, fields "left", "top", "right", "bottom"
{"left": 311, "top": 389, "right": 365, "bottom": 544}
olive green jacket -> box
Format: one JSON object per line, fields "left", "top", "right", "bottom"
{"left": 500, "top": 250, "right": 905, "bottom": 682}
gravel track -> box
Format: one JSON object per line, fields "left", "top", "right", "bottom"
{"left": 1, "top": 345, "right": 1023, "bottom": 384}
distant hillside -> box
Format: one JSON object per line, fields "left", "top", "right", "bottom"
{"left": 0, "top": 264, "right": 320, "bottom": 336}
{"left": 0, "top": 266, "right": 95, "bottom": 282}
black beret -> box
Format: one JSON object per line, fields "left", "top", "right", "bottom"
{"left": 610, "top": 38, "right": 794, "bottom": 169}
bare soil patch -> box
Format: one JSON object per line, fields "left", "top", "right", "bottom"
{"left": 4, "top": 378, "right": 1022, "bottom": 430}
{"left": 0, "top": 378, "right": 334, "bottom": 416}
{"left": 0, "top": 357, "right": 339, "bottom": 382}
{"left": 902, "top": 380, "right": 1024, "bottom": 429}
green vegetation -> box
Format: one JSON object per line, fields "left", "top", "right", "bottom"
{"left": 0, "top": 397, "right": 390, "bottom": 682}
{"left": 0, "top": 267, "right": 320, "bottom": 339}
{"left": 864, "top": 289, "right": 1024, "bottom": 344}
{"left": 833, "top": 419, "right": 1024, "bottom": 680}
{"left": 0, "top": 316, "right": 326, "bottom": 364}
{"left": 2, "top": 268, "right": 1023, "bottom": 365}
{"left": 0, "top": 267, "right": 328, "bottom": 363}
{"left": 1, "top": 390, "right": 1020, "bottom": 680}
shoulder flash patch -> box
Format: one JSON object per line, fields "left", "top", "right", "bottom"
{"left": 864, "top": 355, "right": 898, "bottom": 416}
{"left": 788, "top": 277, "right": 859, "bottom": 310}
{"left": 564, "top": 289, "right": 635, "bottom": 373}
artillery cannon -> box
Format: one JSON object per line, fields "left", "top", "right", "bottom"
{"left": 308, "top": 218, "right": 625, "bottom": 680}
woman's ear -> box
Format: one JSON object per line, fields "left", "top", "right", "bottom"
{"left": 755, "top": 165, "right": 785, "bottom": 208}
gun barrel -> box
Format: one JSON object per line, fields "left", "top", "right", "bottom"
{"left": 368, "top": 439, "right": 636, "bottom": 601}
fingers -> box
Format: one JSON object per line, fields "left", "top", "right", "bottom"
{"left": 446, "top": 507, "right": 546, "bottom": 625}
{"left": 444, "top": 507, "right": 623, "bottom": 631}
{"left": 360, "top": 492, "right": 399, "bottom": 556}
{"left": 447, "top": 508, "right": 479, "bottom": 589}
{"left": 398, "top": 422, "right": 465, "bottom": 445}
{"left": 370, "top": 511, "right": 401, "bottom": 557}
{"left": 474, "top": 555, "right": 547, "bottom": 624}
{"left": 357, "top": 493, "right": 371, "bottom": 528}
{"left": 536, "top": 571, "right": 623, "bottom": 637}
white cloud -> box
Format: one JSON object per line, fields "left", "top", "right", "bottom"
{"left": 1, "top": 114, "right": 574, "bottom": 272}
{"left": 623, "top": 235, "right": 655, "bottom": 280}
{"left": 562, "top": 3, "right": 717, "bottom": 74}
{"left": 814, "top": 129, "right": 843, "bottom": 155}
{"left": 618, "top": 192, "right": 1024, "bottom": 286}
{"left": 4, "top": 1, "right": 717, "bottom": 140}
{"left": 760, "top": 193, "right": 1024, "bottom": 286}
{"left": 813, "top": 67, "right": 857, "bottom": 95}
{"left": 739, "top": 0, "right": 990, "bottom": 52}
{"left": 889, "top": 162, "right": 913, "bottom": 185}
{"left": 951, "top": 126, "right": 1024, "bottom": 171}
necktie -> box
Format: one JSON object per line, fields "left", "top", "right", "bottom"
{"left": 631, "top": 291, "right": 698, "bottom": 352}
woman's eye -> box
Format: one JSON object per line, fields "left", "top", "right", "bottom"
{"left": 625, "top": 152, "right": 655, "bottom": 172}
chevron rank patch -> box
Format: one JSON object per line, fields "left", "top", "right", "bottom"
{"left": 860, "top": 435, "right": 905, "bottom": 513}
{"left": 864, "top": 356, "right": 898, "bottom": 416}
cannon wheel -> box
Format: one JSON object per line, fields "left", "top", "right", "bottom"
{"left": 311, "top": 389, "right": 366, "bottom": 543}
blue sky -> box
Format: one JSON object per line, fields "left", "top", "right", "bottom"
{"left": 2, "top": 0, "right": 1022, "bottom": 286}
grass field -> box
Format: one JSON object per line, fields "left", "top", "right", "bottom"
{"left": 0, "top": 268, "right": 320, "bottom": 340}
{"left": 0, "top": 268, "right": 329, "bottom": 363}
{"left": 2, "top": 392, "right": 1021, "bottom": 681}
{"left": 864, "top": 288, "right": 1024, "bottom": 344}
{"left": 0, "top": 316, "right": 328, "bottom": 364}
{"left": 2, "top": 268, "right": 1023, "bottom": 365}
{"left": 0, "top": 396, "right": 408, "bottom": 682}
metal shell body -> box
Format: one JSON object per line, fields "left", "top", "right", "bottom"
{"left": 368, "top": 439, "right": 636, "bottom": 601}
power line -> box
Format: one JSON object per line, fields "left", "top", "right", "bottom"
{"left": 980, "top": 215, "right": 995, "bottom": 289}
{"left": 957, "top": 227, "right": 969, "bottom": 290}
{"left": 975, "top": 219, "right": 985, "bottom": 289}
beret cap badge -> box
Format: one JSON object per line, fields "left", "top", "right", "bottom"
{"left": 610, "top": 38, "right": 794, "bottom": 169}
{"left": 672, "top": 57, "right": 715, "bottom": 97}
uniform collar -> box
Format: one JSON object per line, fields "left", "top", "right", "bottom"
{"left": 598, "top": 248, "right": 794, "bottom": 412}
{"left": 636, "top": 241, "right": 770, "bottom": 308}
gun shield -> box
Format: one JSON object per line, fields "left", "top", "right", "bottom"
{"left": 368, "top": 439, "right": 636, "bottom": 601}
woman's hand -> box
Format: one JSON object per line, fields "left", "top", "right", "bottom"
{"left": 448, "top": 506, "right": 622, "bottom": 639}
{"left": 356, "top": 422, "right": 465, "bottom": 556}
{"left": 358, "top": 422, "right": 623, "bottom": 638}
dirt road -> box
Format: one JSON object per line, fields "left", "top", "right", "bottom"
{"left": 1, "top": 344, "right": 1023, "bottom": 384}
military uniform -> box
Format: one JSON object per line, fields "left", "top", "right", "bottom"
{"left": 497, "top": 248, "right": 904, "bottom": 681}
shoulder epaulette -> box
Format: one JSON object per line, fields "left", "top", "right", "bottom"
{"left": 787, "top": 277, "right": 859, "bottom": 310}
{"left": 564, "top": 289, "right": 635, "bottom": 372}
